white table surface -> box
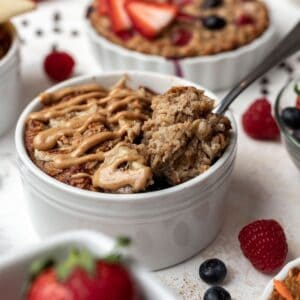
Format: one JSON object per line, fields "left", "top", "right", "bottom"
{"left": 0, "top": 0, "right": 299, "bottom": 299}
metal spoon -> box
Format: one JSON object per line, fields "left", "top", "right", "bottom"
{"left": 214, "top": 21, "right": 300, "bottom": 115}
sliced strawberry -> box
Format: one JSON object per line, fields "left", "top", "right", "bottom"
{"left": 97, "top": 0, "right": 109, "bottom": 16}
{"left": 108, "top": 0, "right": 132, "bottom": 33}
{"left": 126, "top": 1, "right": 178, "bottom": 38}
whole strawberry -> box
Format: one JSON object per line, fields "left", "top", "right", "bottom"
{"left": 242, "top": 98, "right": 279, "bottom": 140}
{"left": 26, "top": 242, "right": 141, "bottom": 300}
{"left": 44, "top": 51, "right": 75, "bottom": 82}
{"left": 238, "top": 219, "right": 288, "bottom": 273}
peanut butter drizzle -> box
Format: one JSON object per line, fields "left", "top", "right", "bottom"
{"left": 92, "top": 145, "right": 152, "bottom": 192}
{"left": 28, "top": 79, "right": 153, "bottom": 191}
{"left": 40, "top": 84, "right": 107, "bottom": 105}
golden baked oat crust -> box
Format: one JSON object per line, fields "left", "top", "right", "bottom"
{"left": 89, "top": 0, "right": 269, "bottom": 58}
{"left": 25, "top": 78, "right": 231, "bottom": 193}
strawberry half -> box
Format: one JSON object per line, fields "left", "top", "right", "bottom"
{"left": 97, "top": 0, "right": 109, "bottom": 16}
{"left": 126, "top": 1, "right": 178, "bottom": 38}
{"left": 108, "top": 0, "right": 132, "bottom": 33}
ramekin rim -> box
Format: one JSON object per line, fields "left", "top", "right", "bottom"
{"left": 15, "top": 71, "right": 238, "bottom": 202}
{"left": 274, "top": 77, "right": 300, "bottom": 148}
{"left": 0, "top": 21, "right": 19, "bottom": 70}
{"left": 84, "top": 9, "right": 275, "bottom": 65}
{"left": 261, "top": 258, "right": 300, "bottom": 299}
{"left": 0, "top": 230, "right": 176, "bottom": 299}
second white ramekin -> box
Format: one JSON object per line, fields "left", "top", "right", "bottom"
{"left": 0, "top": 22, "right": 21, "bottom": 136}
{"left": 0, "top": 230, "right": 177, "bottom": 300}
{"left": 85, "top": 12, "right": 275, "bottom": 91}
{"left": 15, "top": 71, "right": 237, "bottom": 271}
{"left": 261, "top": 258, "right": 300, "bottom": 299}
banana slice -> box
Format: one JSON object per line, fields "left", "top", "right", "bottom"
{"left": 0, "top": 0, "right": 36, "bottom": 23}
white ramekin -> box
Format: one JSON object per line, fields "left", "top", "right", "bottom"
{"left": 261, "top": 258, "right": 300, "bottom": 299}
{"left": 0, "top": 230, "right": 177, "bottom": 300}
{"left": 85, "top": 12, "right": 275, "bottom": 91}
{"left": 0, "top": 22, "right": 21, "bottom": 136}
{"left": 15, "top": 71, "right": 238, "bottom": 271}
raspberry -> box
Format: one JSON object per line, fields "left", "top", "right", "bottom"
{"left": 44, "top": 51, "right": 75, "bottom": 82}
{"left": 238, "top": 219, "right": 288, "bottom": 273}
{"left": 171, "top": 29, "right": 192, "bottom": 46}
{"left": 242, "top": 98, "right": 280, "bottom": 140}
{"left": 236, "top": 14, "right": 254, "bottom": 26}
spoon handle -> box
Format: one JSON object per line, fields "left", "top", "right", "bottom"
{"left": 214, "top": 21, "right": 300, "bottom": 115}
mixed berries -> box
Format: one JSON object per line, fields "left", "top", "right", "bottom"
{"left": 242, "top": 98, "right": 280, "bottom": 140}
{"left": 199, "top": 259, "right": 231, "bottom": 299}
{"left": 281, "top": 84, "right": 300, "bottom": 142}
{"left": 238, "top": 219, "right": 288, "bottom": 273}
{"left": 96, "top": 0, "right": 255, "bottom": 42}
{"left": 26, "top": 239, "right": 141, "bottom": 300}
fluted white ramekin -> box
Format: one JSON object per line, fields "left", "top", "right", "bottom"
{"left": 0, "top": 230, "right": 177, "bottom": 300}
{"left": 261, "top": 258, "right": 300, "bottom": 299}
{"left": 85, "top": 12, "right": 275, "bottom": 91}
{"left": 0, "top": 22, "right": 21, "bottom": 136}
{"left": 15, "top": 71, "right": 237, "bottom": 270}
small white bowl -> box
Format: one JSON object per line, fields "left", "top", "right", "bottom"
{"left": 0, "top": 22, "right": 21, "bottom": 136}
{"left": 261, "top": 258, "right": 300, "bottom": 299}
{"left": 85, "top": 10, "right": 275, "bottom": 91}
{"left": 0, "top": 230, "right": 177, "bottom": 300}
{"left": 15, "top": 71, "right": 237, "bottom": 270}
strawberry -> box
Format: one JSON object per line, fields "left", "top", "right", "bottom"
{"left": 242, "top": 98, "right": 280, "bottom": 140}
{"left": 97, "top": 0, "right": 109, "bottom": 15}
{"left": 44, "top": 51, "right": 75, "bottom": 82}
{"left": 108, "top": 0, "right": 132, "bottom": 33}
{"left": 238, "top": 219, "right": 288, "bottom": 273}
{"left": 126, "top": 1, "right": 178, "bottom": 38}
{"left": 26, "top": 239, "right": 141, "bottom": 300}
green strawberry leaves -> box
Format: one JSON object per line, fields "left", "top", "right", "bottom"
{"left": 56, "top": 248, "right": 96, "bottom": 282}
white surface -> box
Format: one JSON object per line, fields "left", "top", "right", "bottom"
{"left": 0, "top": 22, "right": 21, "bottom": 137}
{"left": 0, "top": 230, "right": 177, "bottom": 300}
{"left": 86, "top": 12, "right": 276, "bottom": 91}
{"left": 0, "top": 0, "right": 298, "bottom": 299}
{"left": 15, "top": 71, "right": 237, "bottom": 271}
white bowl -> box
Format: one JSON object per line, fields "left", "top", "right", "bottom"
{"left": 85, "top": 9, "right": 275, "bottom": 91}
{"left": 261, "top": 258, "right": 300, "bottom": 299}
{"left": 0, "top": 230, "right": 177, "bottom": 300}
{"left": 0, "top": 22, "right": 21, "bottom": 136}
{"left": 15, "top": 71, "right": 238, "bottom": 270}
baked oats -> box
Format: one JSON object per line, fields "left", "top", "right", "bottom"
{"left": 89, "top": 0, "right": 269, "bottom": 58}
{"left": 270, "top": 268, "right": 300, "bottom": 300}
{"left": 25, "top": 78, "right": 231, "bottom": 193}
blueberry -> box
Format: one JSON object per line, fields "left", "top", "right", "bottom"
{"left": 282, "top": 107, "right": 300, "bottom": 130}
{"left": 202, "top": 16, "right": 227, "bottom": 30}
{"left": 204, "top": 286, "right": 231, "bottom": 300}
{"left": 202, "top": 0, "right": 223, "bottom": 9}
{"left": 199, "top": 258, "right": 227, "bottom": 284}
